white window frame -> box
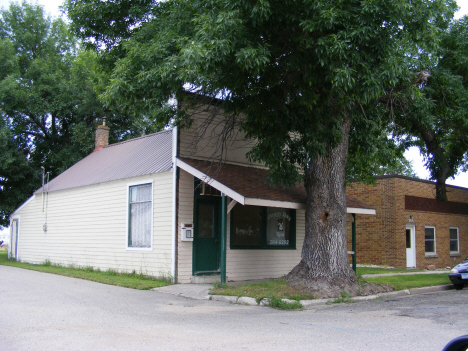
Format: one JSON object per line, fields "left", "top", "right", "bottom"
{"left": 126, "top": 180, "right": 154, "bottom": 251}
{"left": 450, "top": 227, "right": 460, "bottom": 254}
{"left": 424, "top": 225, "right": 436, "bottom": 255}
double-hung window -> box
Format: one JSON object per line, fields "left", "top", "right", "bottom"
{"left": 424, "top": 226, "right": 436, "bottom": 254}
{"left": 230, "top": 205, "right": 295, "bottom": 249}
{"left": 128, "top": 182, "right": 153, "bottom": 250}
{"left": 450, "top": 227, "right": 459, "bottom": 254}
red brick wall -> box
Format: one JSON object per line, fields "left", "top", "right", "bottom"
{"left": 346, "top": 176, "right": 468, "bottom": 269}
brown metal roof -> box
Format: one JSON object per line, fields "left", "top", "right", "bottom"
{"left": 177, "top": 157, "right": 375, "bottom": 212}
{"left": 35, "top": 130, "right": 173, "bottom": 194}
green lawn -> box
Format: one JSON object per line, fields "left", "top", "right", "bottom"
{"left": 0, "top": 250, "right": 172, "bottom": 290}
{"left": 211, "top": 271, "right": 452, "bottom": 300}
{"left": 364, "top": 273, "right": 451, "bottom": 290}
{"left": 356, "top": 267, "right": 423, "bottom": 275}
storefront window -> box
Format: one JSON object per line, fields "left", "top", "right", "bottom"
{"left": 230, "top": 205, "right": 295, "bottom": 249}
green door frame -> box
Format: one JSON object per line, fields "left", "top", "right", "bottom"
{"left": 192, "top": 181, "right": 222, "bottom": 275}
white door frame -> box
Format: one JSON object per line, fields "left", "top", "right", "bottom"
{"left": 406, "top": 224, "right": 416, "bottom": 268}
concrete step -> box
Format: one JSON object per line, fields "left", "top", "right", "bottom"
{"left": 191, "top": 275, "right": 221, "bottom": 284}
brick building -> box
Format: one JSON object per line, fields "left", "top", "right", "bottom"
{"left": 347, "top": 175, "right": 468, "bottom": 269}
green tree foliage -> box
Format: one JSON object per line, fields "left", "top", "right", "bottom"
{"left": 65, "top": 0, "right": 456, "bottom": 294}
{"left": 0, "top": 1, "right": 167, "bottom": 227}
{"left": 391, "top": 17, "right": 468, "bottom": 201}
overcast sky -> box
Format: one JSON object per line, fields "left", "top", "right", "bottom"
{"left": 0, "top": 0, "right": 467, "bottom": 234}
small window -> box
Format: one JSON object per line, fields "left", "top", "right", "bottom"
{"left": 231, "top": 205, "right": 295, "bottom": 249}
{"left": 450, "top": 227, "right": 459, "bottom": 253}
{"left": 201, "top": 183, "right": 221, "bottom": 197}
{"left": 425, "top": 226, "right": 436, "bottom": 254}
{"left": 128, "top": 183, "right": 153, "bottom": 249}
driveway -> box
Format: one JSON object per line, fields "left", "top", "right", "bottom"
{"left": 1, "top": 265, "right": 465, "bottom": 351}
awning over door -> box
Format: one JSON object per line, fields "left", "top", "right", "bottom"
{"left": 176, "top": 157, "right": 376, "bottom": 215}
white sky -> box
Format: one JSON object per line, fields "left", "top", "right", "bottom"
{"left": 0, "top": 0, "right": 467, "bottom": 234}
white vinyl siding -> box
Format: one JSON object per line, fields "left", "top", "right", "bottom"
{"left": 13, "top": 172, "right": 173, "bottom": 278}
{"left": 177, "top": 170, "right": 195, "bottom": 283}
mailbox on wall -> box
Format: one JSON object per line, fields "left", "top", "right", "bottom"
{"left": 181, "top": 223, "right": 193, "bottom": 241}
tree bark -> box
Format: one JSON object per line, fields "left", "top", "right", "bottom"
{"left": 286, "top": 114, "right": 358, "bottom": 297}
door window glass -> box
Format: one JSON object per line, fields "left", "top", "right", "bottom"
{"left": 198, "top": 204, "right": 214, "bottom": 238}
{"left": 406, "top": 229, "right": 411, "bottom": 249}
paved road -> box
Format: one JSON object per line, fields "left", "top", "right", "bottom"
{"left": 1, "top": 265, "right": 466, "bottom": 351}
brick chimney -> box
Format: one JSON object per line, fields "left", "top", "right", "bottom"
{"left": 94, "top": 117, "right": 109, "bottom": 151}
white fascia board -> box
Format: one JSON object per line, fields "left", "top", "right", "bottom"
{"left": 176, "top": 158, "right": 245, "bottom": 205}
{"left": 11, "top": 195, "right": 36, "bottom": 216}
{"left": 244, "top": 198, "right": 305, "bottom": 209}
{"left": 346, "top": 207, "right": 376, "bottom": 215}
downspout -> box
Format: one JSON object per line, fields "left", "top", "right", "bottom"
{"left": 171, "top": 126, "right": 178, "bottom": 282}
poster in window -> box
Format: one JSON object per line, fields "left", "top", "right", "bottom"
{"left": 266, "top": 208, "right": 291, "bottom": 246}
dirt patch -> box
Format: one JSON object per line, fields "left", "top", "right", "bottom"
{"left": 284, "top": 261, "right": 394, "bottom": 299}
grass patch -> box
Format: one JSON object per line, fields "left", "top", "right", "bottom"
{"left": 0, "top": 250, "right": 171, "bottom": 290}
{"left": 210, "top": 279, "right": 316, "bottom": 302}
{"left": 269, "top": 295, "right": 303, "bottom": 310}
{"left": 356, "top": 267, "right": 423, "bottom": 275}
{"left": 364, "top": 273, "right": 451, "bottom": 290}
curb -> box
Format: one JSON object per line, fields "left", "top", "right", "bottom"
{"left": 208, "top": 284, "right": 455, "bottom": 309}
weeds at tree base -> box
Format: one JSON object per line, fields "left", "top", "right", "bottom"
{"left": 327, "top": 292, "right": 354, "bottom": 305}
{"left": 268, "top": 296, "right": 303, "bottom": 310}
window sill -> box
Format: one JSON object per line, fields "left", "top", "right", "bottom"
{"left": 450, "top": 253, "right": 461, "bottom": 257}
{"left": 425, "top": 253, "right": 438, "bottom": 258}
{"left": 126, "top": 247, "right": 153, "bottom": 252}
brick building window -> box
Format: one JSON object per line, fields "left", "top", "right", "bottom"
{"left": 425, "top": 226, "right": 436, "bottom": 254}
{"left": 450, "top": 227, "right": 459, "bottom": 254}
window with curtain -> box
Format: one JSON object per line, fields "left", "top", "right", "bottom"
{"left": 128, "top": 183, "right": 152, "bottom": 249}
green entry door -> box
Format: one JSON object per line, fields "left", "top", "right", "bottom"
{"left": 194, "top": 199, "right": 220, "bottom": 273}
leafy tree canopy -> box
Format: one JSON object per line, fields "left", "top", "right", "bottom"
{"left": 0, "top": 1, "right": 167, "bottom": 227}
{"left": 65, "top": 0, "right": 459, "bottom": 296}
{"left": 391, "top": 16, "right": 468, "bottom": 201}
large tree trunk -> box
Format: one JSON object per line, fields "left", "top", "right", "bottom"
{"left": 286, "top": 115, "right": 358, "bottom": 297}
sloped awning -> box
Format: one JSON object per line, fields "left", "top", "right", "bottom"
{"left": 176, "top": 157, "right": 375, "bottom": 215}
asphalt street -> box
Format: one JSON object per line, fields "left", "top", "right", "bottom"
{"left": 1, "top": 265, "right": 466, "bottom": 351}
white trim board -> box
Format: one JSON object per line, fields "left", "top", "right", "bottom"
{"left": 346, "top": 207, "right": 376, "bottom": 215}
